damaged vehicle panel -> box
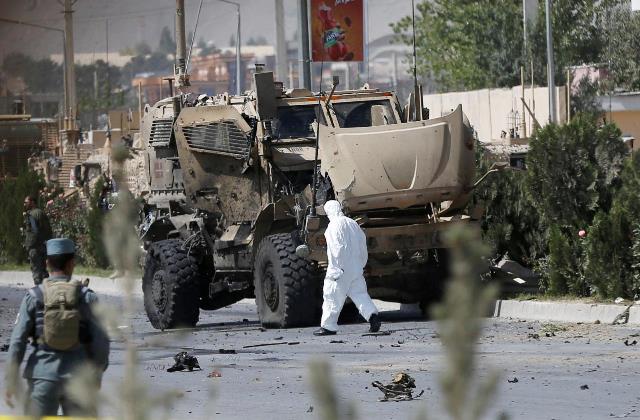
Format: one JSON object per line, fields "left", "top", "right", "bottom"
{"left": 136, "top": 0, "right": 499, "bottom": 331}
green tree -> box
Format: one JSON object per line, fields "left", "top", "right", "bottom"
{"left": 158, "top": 26, "right": 176, "bottom": 55}
{"left": 584, "top": 152, "right": 640, "bottom": 298}
{"left": 605, "top": 4, "right": 640, "bottom": 91}
{"left": 526, "top": 116, "right": 626, "bottom": 230}
{"left": 2, "top": 52, "right": 62, "bottom": 93}
{"left": 528, "top": 0, "right": 613, "bottom": 86}
{"left": 197, "top": 38, "right": 220, "bottom": 57}
{"left": 391, "top": 0, "right": 524, "bottom": 91}
{"left": 473, "top": 143, "right": 545, "bottom": 267}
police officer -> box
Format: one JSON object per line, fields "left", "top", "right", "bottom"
{"left": 4, "top": 238, "right": 110, "bottom": 417}
{"left": 23, "top": 195, "right": 52, "bottom": 285}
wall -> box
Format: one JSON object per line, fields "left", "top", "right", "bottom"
{"left": 424, "top": 86, "right": 567, "bottom": 142}
{"left": 611, "top": 111, "right": 640, "bottom": 151}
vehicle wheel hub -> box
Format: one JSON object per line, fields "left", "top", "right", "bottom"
{"left": 262, "top": 263, "right": 279, "bottom": 312}
{"left": 152, "top": 270, "right": 168, "bottom": 312}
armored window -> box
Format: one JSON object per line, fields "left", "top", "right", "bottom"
{"left": 273, "top": 105, "right": 325, "bottom": 140}
{"left": 332, "top": 100, "right": 397, "bottom": 128}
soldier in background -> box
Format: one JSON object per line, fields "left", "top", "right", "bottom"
{"left": 22, "top": 195, "right": 52, "bottom": 284}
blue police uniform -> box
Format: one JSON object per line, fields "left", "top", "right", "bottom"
{"left": 5, "top": 238, "right": 110, "bottom": 416}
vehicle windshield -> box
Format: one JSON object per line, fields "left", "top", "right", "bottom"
{"left": 332, "top": 99, "right": 396, "bottom": 128}
{"left": 273, "top": 105, "right": 325, "bottom": 139}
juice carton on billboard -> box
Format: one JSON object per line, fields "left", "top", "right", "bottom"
{"left": 311, "top": 0, "right": 364, "bottom": 62}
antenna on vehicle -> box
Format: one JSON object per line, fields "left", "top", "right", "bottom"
{"left": 185, "top": 0, "right": 204, "bottom": 74}
{"left": 411, "top": 0, "right": 423, "bottom": 121}
{"left": 310, "top": 60, "right": 326, "bottom": 217}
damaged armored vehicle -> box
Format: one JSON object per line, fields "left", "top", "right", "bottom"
{"left": 137, "top": 1, "right": 498, "bottom": 330}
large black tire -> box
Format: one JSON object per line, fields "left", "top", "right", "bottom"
{"left": 254, "top": 233, "right": 321, "bottom": 328}
{"left": 142, "top": 239, "right": 200, "bottom": 330}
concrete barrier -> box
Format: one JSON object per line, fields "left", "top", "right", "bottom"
{"left": 493, "top": 299, "right": 639, "bottom": 324}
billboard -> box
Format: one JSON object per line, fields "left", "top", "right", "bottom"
{"left": 310, "top": 0, "right": 364, "bottom": 62}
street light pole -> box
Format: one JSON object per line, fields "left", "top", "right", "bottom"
{"left": 61, "top": 0, "right": 77, "bottom": 128}
{"left": 545, "top": 0, "right": 557, "bottom": 123}
{"left": 218, "top": 0, "right": 241, "bottom": 95}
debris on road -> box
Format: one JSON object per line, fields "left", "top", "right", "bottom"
{"left": 508, "top": 377, "right": 519, "bottom": 383}
{"left": 167, "top": 351, "right": 201, "bottom": 372}
{"left": 624, "top": 339, "right": 637, "bottom": 346}
{"left": 306, "top": 406, "right": 314, "bottom": 413}
{"left": 612, "top": 304, "right": 633, "bottom": 325}
{"left": 329, "top": 340, "right": 345, "bottom": 344}
{"left": 580, "top": 384, "right": 589, "bottom": 390}
{"left": 362, "top": 331, "right": 392, "bottom": 337}
{"left": 541, "top": 323, "right": 567, "bottom": 335}
{"left": 207, "top": 370, "right": 222, "bottom": 378}
{"left": 243, "top": 341, "right": 300, "bottom": 348}
{"left": 372, "top": 372, "right": 424, "bottom": 402}
{"left": 218, "top": 349, "right": 237, "bottom": 354}
{"left": 527, "top": 333, "right": 540, "bottom": 340}
{"left": 0, "top": 344, "right": 8, "bottom": 352}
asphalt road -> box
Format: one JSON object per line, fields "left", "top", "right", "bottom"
{"left": 1, "top": 271, "right": 640, "bottom": 419}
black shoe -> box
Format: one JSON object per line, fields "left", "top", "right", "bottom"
{"left": 313, "top": 327, "right": 337, "bottom": 336}
{"left": 369, "top": 313, "right": 381, "bottom": 333}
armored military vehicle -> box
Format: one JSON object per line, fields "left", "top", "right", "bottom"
{"left": 137, "top": 1, "right": 501, "bottom": 330}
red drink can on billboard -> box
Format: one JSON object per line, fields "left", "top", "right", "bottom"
{"left": 311, "top": 0, "right": 364, "bottom": 62}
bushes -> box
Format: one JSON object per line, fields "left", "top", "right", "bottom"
{"left": 0, "top": 170, "right": 110, "bottom": 268}
{"left": 478, "top": 115, "right": 637, "bottom": 298}
{"left": 584, "top": 152, "right": 640, "bottom": 298}
{"left": 0, "top": 170, "right": 46, "bottom": 264}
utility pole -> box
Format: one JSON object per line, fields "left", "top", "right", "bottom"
{"left": 298, "top": 0, "right": 311, "bottom": 90}
{"left": 174, "top": 0, "right": 190, "bottom": 87}
{"left": 62, "top": 0, "right": 77, "bottom": 129}
{"left": 545, "top": 0, "right": 556, "bottom": 123}
{"left": 275, "top": 0, "right": 287, "bottom": 83}
{"left": 218, "top": 1, "right": 241, "bottom": 95}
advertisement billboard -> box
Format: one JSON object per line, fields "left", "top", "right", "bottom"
{"left": 310, "top": 0, "right": 364, "bottom": 62}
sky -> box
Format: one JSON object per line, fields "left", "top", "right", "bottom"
{"left": 0, "top": 0, "right": 413, "bottom": 62}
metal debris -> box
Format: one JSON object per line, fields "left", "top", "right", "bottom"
{"left": 167, "top": 351, "right": 201, "bottom": 372}
{"left": 362, "top": 331, "right": 392, "bottom": 337}
{"left": 372, "top": 372, "right": 424, "bottom": 402}
{"left": 613, "top": 304, "right": 634, "bottom": 325}
{"left": 508, "top": 377, "right": 519, "bottom": 383}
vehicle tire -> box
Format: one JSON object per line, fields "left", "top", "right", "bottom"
{"left": 254, "top": 233, "right": 321, "bottom": 328}
{"left": 142, "top": 239, "right": 200, "bottom": 330}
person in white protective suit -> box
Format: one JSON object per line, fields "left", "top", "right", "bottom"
{"left": 313, "top": 200, "right": 381, "bottom": 336}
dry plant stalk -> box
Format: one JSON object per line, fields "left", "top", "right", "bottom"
{"left": 66, "top": 145, "right": 187, "bottom": 419}
{"left": 309, "top": 359, "right": 356, "bottom": 420}
{"left": 433, "top": 225, "right": 501, "bottom": 420}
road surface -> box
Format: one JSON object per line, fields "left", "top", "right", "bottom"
{"left": 1, "top": 271, "right": 639, "bottom": 419}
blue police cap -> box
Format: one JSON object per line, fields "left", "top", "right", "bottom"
{"left": 46, "top": 238, "right": 76, "bottom": 256}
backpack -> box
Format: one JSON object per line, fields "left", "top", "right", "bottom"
{"left": 29, "top": 280, "right": 89, "bottom": 351}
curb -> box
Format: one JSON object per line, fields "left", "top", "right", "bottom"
{"left": 493, "top": 299, "right": 637, "bottom": 324}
